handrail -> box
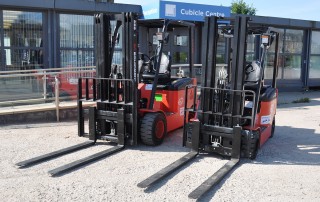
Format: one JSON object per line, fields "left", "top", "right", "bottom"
{"left": 0, "top": 70, "right": 96, "bottom": 78}
{"left": 0, "top": 67, "right": 97, "bottom": 121}
{"left": 0, "top": 66, "right": 96, "bottom": 74}
{"left": 0, "top": 63, "right": 227, "bottom": 78}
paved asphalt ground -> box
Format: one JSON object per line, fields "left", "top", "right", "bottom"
{"left": 0, "top": 90, "right": 319, "bottom": 201}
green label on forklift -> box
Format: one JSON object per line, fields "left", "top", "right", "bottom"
{"left": 155, "top": 94, "right": 163, "bottom": 102}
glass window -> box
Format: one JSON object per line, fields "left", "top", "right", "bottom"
{"left": 284, "top": 29, "right": 303, "bottom": 54}
{"left": 311, "top": 31, "right": 320, "bottom": 54}
{"left": 246, "top": 34, "right": 255, "bottom": 53}
{"left": 60, "top": 14, "right": 94, "bottom": 49}
{"left": 174, "top": 35, "right": 188, "bottom": 46}
{"left": 1, "top": 11, "right": 44, "bottom": 103}
{"left": 277, "top": 29, "right": 303, "bottom": 80}
{"left": 217, "top": 36, "right": 226, "bottom": 63}
{"left": 59, "top": 14, "right": 94, "bottom": 67}
{"left": 283, "top": 55, "right": 301, "bottom": 79}
{"left": 309, "top": 31, "right": 320, "bottom": 79}
{"left": 264, "top": 35, "right": 281, "bottom": 79}
{"left": 173, "top": 52, "right": 188, "bottom": 64}
{"left": 3, "top": 10, "right": 43, "bottom": 71}
{"left": 60, "top": 50, "right": 94, "bottom": 67}
{"left": 309, "top": 56, "right": 320, "bottom": 78}
{"left": 281, "top": 29, "right": 303, "bottom": 79}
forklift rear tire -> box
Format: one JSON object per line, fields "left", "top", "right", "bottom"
{"left": 140, "top": 113, "right": 167, "bottom": 146}
{"left": 250, "top": 130, "right": 260, "bottom": 160}
{"left": 270, "top": 117, "right": 275, "bottom": 138}
{"left": 241, "top": 130, "right": 259, "bottom": 160}
{"left": 250, "top": 138, "right": 259, "bottom": 160}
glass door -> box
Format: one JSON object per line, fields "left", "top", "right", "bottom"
{"left": 309, "top": 31, "right": 320, "bottom": 86}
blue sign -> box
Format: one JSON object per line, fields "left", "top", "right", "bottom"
{"left": 159, "top": 1, "right": 230, "bottom": 21}
{"left": 142, "top": 1, "right": 230, "bottom": 21}
{"left": 142, "top": 0, "right": 230, "bottom": 21}
{"left": 142, "top": 2, "right": 160, "bottom": 20}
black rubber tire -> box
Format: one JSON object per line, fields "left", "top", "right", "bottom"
{"left": 241, "top": 130, "right": 260, "bottom": 160}
{"left": 140, "top": 113, "right": 167, "bottom": 146}
{"left": 250, "top": 137, "right": 259, "bottom": 160}
{"left": 270, "top": 117, "right": 275, "bottom": 138}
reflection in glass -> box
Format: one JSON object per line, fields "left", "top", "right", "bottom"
{"left": 59, "top": 14, "right": 94, "bottom": 67}
{"left": 284, "top": 29, "right": 303, "bottom": 54}
{"left": 283, "top": 55, "right": 301, "bottom": 79}
{"left": 309, "top": 31, "right": 320, "bottom": 79}
{"left": 217, "top": 36, "right": 226, "bottom": 63}
{"left": 60, "top": 14, "right": 94, "bottom": 49}
{"left": 173, "top": 52, "right": 188, "bottom": 64}
{"left": 273, "top": 29, "right": 302, "bottom": 80}
{"left": 0, "top": 50, "right": 2, "bottom": 70}
{"left": 60, "top": 50, "right": 94, "bottom": 67}
{"left": 246, "top": 34, "right": 255, "bottom": 53}
{"left": 246, "top": 53, "right": 255, "bottom": 63}
{"left": 174, "top": 35, "right": 188, "bottom": 46}
{"left": 309, "top": 56, "right": 320, "bottom": 78}
{"left": 264, "top": 39, "right": 279, "bottom": 79}
{"left": 1, "top": 11, "right": 45, "bottom": 103}
{"left": 311, "top": 31, "right": 320, "bottom": 54}
{"left": 3, "top": 10, "right": 43, "bottom": 71}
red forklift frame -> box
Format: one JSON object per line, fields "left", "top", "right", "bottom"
{"left": 16, "top": 13, "right": 197, "bottom": 176}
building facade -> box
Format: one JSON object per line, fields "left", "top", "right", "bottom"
{"left": 0, "top": 0, "right": 140, "bottom": 74}
{"left": 1, "top": 0, "right": 320, "bottom": 91}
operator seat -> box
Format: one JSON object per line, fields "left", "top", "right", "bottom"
{"left": 244, "top": 61, "right": 276, "bottom": 102}
{"left": 244, "top": 61, "right": 262, "bottom": 90}
{"left": 141, "top": 53, "right": 171, "bottom": 84}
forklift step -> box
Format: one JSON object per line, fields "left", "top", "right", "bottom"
{"left": 188, "top": 158, "right": 239, "bottom": 199}
{"left": 48, "top": 145, "right": 124, "bottom": 176}
{"left": 137, "top": 151, "right": 198, "bottom": 188}
{"left": 16, "top": 141, "right": 95, "bottom": 168}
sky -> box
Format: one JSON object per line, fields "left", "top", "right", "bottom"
{"left": 114, "top": 0, "right": 320, "bottom": 21}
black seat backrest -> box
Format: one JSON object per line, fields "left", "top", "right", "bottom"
{"left": 142, "top": 53, "right": 171, "bottom": 84}
{"left": 243, "top": 61, "right": 276, "bottom": 102}
{"left": 245, "top": 61, "right": 262, "bottom": 84}
{"left": 244, "top": 61, "right": 262, "bottom": 91}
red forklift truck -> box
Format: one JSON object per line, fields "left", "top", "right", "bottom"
{"left": 16, "top": 13, "right": 196, "bottom": 176}
{"left": 138, "top": 16, "right": 280, "bottom": 199}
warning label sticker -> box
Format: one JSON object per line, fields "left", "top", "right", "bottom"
{"left": 145, "top": 84, "right": 153, "bottom": 90}
{"left": 261, "top": 115, "right": 271, "bottom": 124}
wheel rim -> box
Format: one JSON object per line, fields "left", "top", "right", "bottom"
{"left": 155, "top": 120, "right": 165, "bottom": 139}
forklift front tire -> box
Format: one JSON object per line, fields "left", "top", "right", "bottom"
{"left": 140, "top": 113, "right": 167, "bottom": 146}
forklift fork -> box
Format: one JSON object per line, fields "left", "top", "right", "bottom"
{"left": 16, "top": 141, "right": 95, "bottom": 168}
{"left": 137, "top": 121, "right": 200, "bottom": 188}
{"left": 138, "top": 121, "right": 242, "bottom": 200}
{"left": 48, "top": 144, "right": 124, "bottom": 176}
{"left": 16, "top": 107, "right": 127, "bottom": 176}
{"left": 188, "top": 125, "right": 241, "bottom": 199}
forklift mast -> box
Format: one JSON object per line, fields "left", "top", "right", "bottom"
{"left": 78, "top": 13, "right": 140, "bottom": 146}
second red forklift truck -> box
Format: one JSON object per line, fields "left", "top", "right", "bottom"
{"left": 138, "top": 16, "right": 280, "bottom": 199}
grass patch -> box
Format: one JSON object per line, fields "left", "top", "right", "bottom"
{"left": 292, "top": 97, "right": 310, "bottom": 103}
